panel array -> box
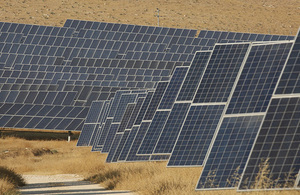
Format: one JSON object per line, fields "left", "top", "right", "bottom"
{"left": 1, "top": 19, "right": 298, "bottom": 193}
{"left": 239, "top": 30, "right": 300, "bottom": 191}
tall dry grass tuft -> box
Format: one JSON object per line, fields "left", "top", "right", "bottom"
{"left": 0, "top": 166, "right": 25, "bottom": 187}
{"left": 0, "top": 178, "right": 18, "bottom": 195}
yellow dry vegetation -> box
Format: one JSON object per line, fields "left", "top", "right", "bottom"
{"left": 0, "top": 0, "right": 299, "bottom": 35}
{"left": 0, "top": 137, "right": 299, "bottom": 194}
{"left": 0, "top": 178, "right": 16, "bottom": 194}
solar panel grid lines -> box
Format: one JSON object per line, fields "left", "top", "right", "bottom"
{"left": 152, "top": 102, "right": 191, "bottom": 154}
{"left": 76, "top": 101, "right": 105, "bottom": 146}
{"left": 275, "top": 30, "right": 300, "bottom": 95}
{"left": 142, "top": 81, "right": 169, "bottom": 120}
{"left": 89, "top": 101, "right": 111, "bottom": 148}
{"left": 116, "top": 103, "right": 136, "bottom": 133}
{"left": 94, "top": 118, "right": 113, "bottom": 150}
{"left": 193, "top": 42, "right": 252, "bottom": 104}
{"left": 149, "top": 154, "right": 171, "bottom": 161}
{"left": 166, "top": 43, "right": 253, "bottom": 168}
{"left": 106, "top": 133, "right": 123, "bottom": 163}
{"left": 226, "top": 42, "right": 293, "bottom": 115}
{"left": 76, "top": 123, "right": 98, "bottom": 147}
{"left": 196, "top": 41, "right": 296, "bottom": 190}
{"left": 238, "top": 29, "right": 300, "bottom": 191}
{"left": 198, "top": 30, "right": 295, "bottom": 43}
{"left": 196, "top": 114, "right": 265, "bottom": 190}
{"left": 0, "top": 22, "right": 75, "bottom": 37}
{"left": 167, "top": 103, "right": 226, "bottom": 167}
{"left": 126, "top": 97, "right": 146, "bottom": 129}
{"left": 102, "top": 122, "right": 121, "bottom": 153}
{"left": 125, "top": 122, "right": 152, "bottom": 162}
{"left": 63, "top": 19, "right": 198, "bottom": 38}
{"left": 176, "top": 51, "right": 212, "bottom": 102}
{"left": 111, "top": 130, "right": 132, "bottom": 162}
{"left": 238, "top": 97, "right": 300, "bottom": 191}
{"left": 102, "top": 92, "right": 146, "bottom": 152}
{"left": 158, "top": 66, "right": 189, "bottom": 109}
{"left": 137, "top": 110, "right": 171, "bottom": 155}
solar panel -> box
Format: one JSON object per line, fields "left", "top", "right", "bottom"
{"left": 158, "top": 67, "right": 189, "bottom": 109}
{"left": 102, "top": 92, "right": 145, "bottom": 152}
{"left": 76, "top": 124, "right": 98, "bottom": 146}
{"left": 239, "top": 30, "right": 300, "bottom": 190}
{"left": 137, "top": 111, "right": 170, "bottom": 155}
{"left": 197, "top": 115, "right": 264, "bottom": 189}
{"left": 111, "top": 130, "right": 131, "bottom": 162}
{"left": 239, "top": 98, "right": 300, "bottom": 190}
{"left": 193, "top": 43, "right": 251, "bottom": 103}
{"left": 106, "top": 133, "right": 123, "bottom": 163}
{"left": 226, "top": 42, "right": 293, "bottom": 114}
{"left": 153, "top": 103, "right": 191, "bottom": 154}
{"left": 126, "top": 97, "right": 146, "bottom": 129}
{"left": 143, "top": 82, "right": 168, "bottom": 120}
{"left": 196, "top": 42, "right": 293, "bottom": 190}
{"left": 90, "top": 100, "right": 111, "bottom": 149}
{"left": 126, "top": 122, "right": 151, "bottom": 162}
{"left": 168, "top": 104, "right": 225, "bottom": 167}
{"left": 77, "top": 101, "right": 104, "bottom": 146}
{"left": 176, "top": 51, "right": 212, "bottom": 101}
{"left": 118, "top": 126, "right": 140, "bottom": 161}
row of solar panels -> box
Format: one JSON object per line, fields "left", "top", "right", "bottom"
{"left": 77, "top": 28, "right": 299, "bottom": 191}
{"left": 1, "top": 19, "right": 294, "bottom": 134}
{"left": 0, "top": 20, "right": 298, "bottom": 191}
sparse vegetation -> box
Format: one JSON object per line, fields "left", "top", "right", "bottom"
{"left": 1, "top": 136, "right": 299, "bottom": 194}
{"left": 0, "top": 166, "right": 25, "bottom": 195}
{"left": 0, "top": 0, "right": 299, "bottom": 35}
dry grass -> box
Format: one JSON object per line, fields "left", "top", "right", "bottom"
{"left": 1, "top": 137, "right": 299, "bottom": 194}
{"left": 0, "top": 0, "right": 299, "bottom": 35}
{"left": 0, "top": 179, "right": 18, "bottom": 195}
{"left": 0, "top": 166, "right": 25, "bottom": 195}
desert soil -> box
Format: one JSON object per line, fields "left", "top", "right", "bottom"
{"left": 0, "top": 0, "right": 299, "bottom": 35}
{"left": 20, "top": 174, "right": 135, "bottom": 195}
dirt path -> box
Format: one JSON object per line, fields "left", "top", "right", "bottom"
{"left": 19, "top": 174, "right": 135, "bottom": 195}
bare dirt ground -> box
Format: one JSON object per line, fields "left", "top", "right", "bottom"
{"left": 20, "top": 174, "right": 135, "bottom": 195}
{"left": 0, "top": 0, "right": 299, "bottom": 35}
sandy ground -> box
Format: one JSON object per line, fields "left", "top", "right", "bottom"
{"left": 20, "top": 174, "right": 136, "bottom": 195}
{"left": 0, "top": 0, "right": 299, "bottom": 35}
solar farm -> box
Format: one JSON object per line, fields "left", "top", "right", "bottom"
{"left": 0, "top": 18, "right": 299, "bottom": 192}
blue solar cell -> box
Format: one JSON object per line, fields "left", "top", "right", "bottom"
{"left": 117, "top": 103, "right": 135, "bottom": 133}
{"left": 111, "top": 130, "right": 131, "bottom": 162}
{"left": 84, "top": 101, "right": 105, "bottom": 123}
{"left": 113, "top": 94, "right": 138, "bottom": 123}
{"left": 158, "top": 67, "right": 188, "bottom": 109}
{"left": 126, "top": 122, "right": 151, "bottom": 162}
{"left": 126, "top": 97, "right": 145, "bottom": 129}
{"left": 77, "top": 123, "right": 99, "bottom": 146}
{"left": 177, "top": 51, "right": 211, "bottom": 101}
{"left": 106, "top": 133, "right": 123, "bottom": 162}
{"left": 143, "top": 82, "right": 168, "bottom": 120}
{"left": 226, "top": 43, "right": 292, "bottom": 114}
{"left": 239, "top": 98, "right": 300, "bottom": 190}
{"left": 276, "top": 31, "right": 300, "bottom": 94}
{"left": 108, "top": 91, "right": 130, "bottom": 117}
{"left": 118, "top": 127, "right": 138, "bottom": 161}
{"left": 193, "top": 43, "right": 250, "bottom": 103}
{"left": 138, "top": 111, "right": 170, "bottom": 155}
{"left": 102, "top": 123, "right": 120, "bottom": 153}
{"left": 197, "top": 115, "right": 263, "bottom": 189}
{"left": 153, "top": 103, "right": 191, "bottom": 154}
{"left": 134, "top": 92, "right": 154, "bottom": 125}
